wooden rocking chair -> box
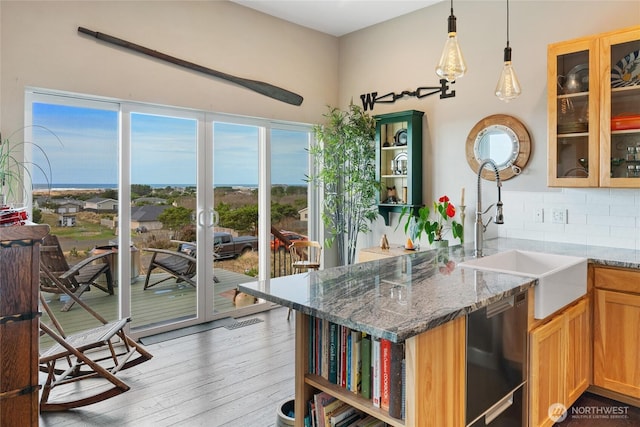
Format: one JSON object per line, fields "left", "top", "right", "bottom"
{"left": 39, "top": 277, "right": 153, "bottom": 411}
{"left": 39, "top": 234, "right": 115, "bottom": 311}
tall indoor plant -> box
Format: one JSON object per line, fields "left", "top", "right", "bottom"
{"left": 309, "top": 103, "right": 378, "bottom": 265}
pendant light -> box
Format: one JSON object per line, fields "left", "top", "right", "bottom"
{"left": 435, "top": 0, "right": 466, "bottom": 82}
{"left": 495, "top": 0, "right": 521, "bottom": 101}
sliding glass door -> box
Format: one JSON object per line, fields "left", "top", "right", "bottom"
{"left": 128, "top": 108, "right": 202, "bottom": 329}
{"left": 27, "top": 93, "right": 120, "bottom": 326}
{"left": 211, "top": 119, "right": 267, "bottom": 316}
{"left": 27, "top": 90, "right": 313, "bottom": 339}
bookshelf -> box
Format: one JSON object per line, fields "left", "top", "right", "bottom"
{"left": 295, "top": 312, "right": 465, "bottom": 427}
{"left": 374, "top": 110, "right": 424, "bottom": 226}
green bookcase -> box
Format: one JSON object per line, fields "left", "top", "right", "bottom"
{"left": 374, "top": 110, "right": 424, "bottom": 225}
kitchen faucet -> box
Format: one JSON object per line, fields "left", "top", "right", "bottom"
{"left": 474, "top": 159, "right": 504, "bottom": 257}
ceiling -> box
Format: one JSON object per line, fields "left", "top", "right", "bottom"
{"left": 231, "top": 0, "right": 442, "bottom": 37}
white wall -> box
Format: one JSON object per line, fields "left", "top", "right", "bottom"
{"left": 2, "top": 1, "right": 640, "bottom": 257}
{"left": 0, "top": 0, "right": 339, "bottom": 134}
{"left": 338, "top": 1, "right": 640, "bottom": 251}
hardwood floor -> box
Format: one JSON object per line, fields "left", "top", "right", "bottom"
{"left": 39, "top": 306, "right": 296, "bottom": 427}
{"left": 37, "top": 306, "right": 639, "bottom": 426}
{"left": 556, "top": 392, "right": 640, "bottom": 426}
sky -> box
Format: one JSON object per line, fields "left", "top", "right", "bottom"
{"left": 29, "top": 102, "right": 309, "bottom": 187}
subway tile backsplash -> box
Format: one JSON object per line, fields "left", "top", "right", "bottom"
{"left": 498, "top": 189, "right": 640, "bottom": 250}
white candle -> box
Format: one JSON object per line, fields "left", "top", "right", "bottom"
{"left": 461, "top": 187, "right": 465, "bottom": 206}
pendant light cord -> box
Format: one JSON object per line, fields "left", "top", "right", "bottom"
{"left": 448, "top": 0, "right": 456, "bottom": 33}
{"left": 506, "top": 0, "right": 510, "bottom": 48}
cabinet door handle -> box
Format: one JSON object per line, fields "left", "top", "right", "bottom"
{"left": 486, "top": 295, "right": 515, "bottom": 318}
{"left": 484, "top": 390, "right": 514, "bottom": 424}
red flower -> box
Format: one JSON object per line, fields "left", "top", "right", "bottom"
{"left": 446, "top": 203, "right": 456, "bottom": 218}
{"left": 439, "top": 195, "right": 456, "bottom": 218}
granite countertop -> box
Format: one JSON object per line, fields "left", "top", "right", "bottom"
{"left": 239, "top": 238, "right": 640, "bottom": 343}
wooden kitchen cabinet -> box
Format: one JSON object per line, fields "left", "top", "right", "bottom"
{"left": 593, "top": 267, "right": 640, "bottom": 399}
{"left": 529, "top": 297, "right": 590, "bottom": 427}
{"left": 547, "top": 25, "right": 640, "bottom": 187}
{"left": 530, "top": 311, "right": 564, "bottom": 427}
{"left": 565, "top": 299, "right": 591, "bottom": 404}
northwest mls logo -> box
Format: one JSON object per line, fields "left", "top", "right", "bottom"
{"left": 549, "top": 402, "right": 568, "bottom": 422}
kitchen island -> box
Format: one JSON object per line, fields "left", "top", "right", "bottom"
{"left": 240, "top": 244, "right": 536, "bottom": 427}
{"left": 239, "top": 238, "right": 640, "bottom": 426}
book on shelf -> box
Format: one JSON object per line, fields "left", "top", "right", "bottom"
{"left": 313, "top": 391, "right": 336, "bottom": 427}
{"left": 333, "top": 409, "right": 365, "bottom": 427}
{"left": 307, "top": 399, "right": 317, "bottom": 427}
{"left": 380, "top": 339, "right": 391, "bottom": 411}
{"left": 340, "top": 326, "right": 348, "bottom": 388}
{"left": 320, "top": 398, "right": 347, "bottom": 427}
{"left": 329, "top": 403, "right": 359, "bottom": 426}
{"left": 360, "top": 334, "right": 372, "bottom": 400}
{"left": 309, "top": 316, "right": 315, "bottom": 373}
{"left": 322, "top": 319, "right": 330, "bottom": 379}
{"left": 346, "top": 331, "right": 352, "bottom": 391}
{"left": 353, "top": 414, "right": 386, "bottom": 426}
{"left": 350, "top": 330, "right": 362, "bottom": 394}
{"left": 314, "top": 317, "right": 323, "bottom": 375}
{"left": 329, "top": 321, "right": 339, "bottom": 384}
{"left": 388, "top": 341, "right": 404, "bottom": 419}
{"left": 371, "top": 337, "right": 381, "bottom": 408}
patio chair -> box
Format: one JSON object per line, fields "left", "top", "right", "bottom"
{"left": 38, "top": 276, "right": 153, "bottom": 411}
{"left": 143, "top": 241, "right": 223, "bottom": 290}
{"left": 289, "top": 240, "right": 322, "bottom": 273}
{"left": 288, "top": 240, "right": 322, "bottom": 320}
{"left": 143, "top": 242, "right": 198, "bottom": 290}
{"left": 40, "top": 234, "right": 115, "bottom": 311}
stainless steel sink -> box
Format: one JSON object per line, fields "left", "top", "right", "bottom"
{"left": 459, "top": 250, "right": 587, "bottom": 319}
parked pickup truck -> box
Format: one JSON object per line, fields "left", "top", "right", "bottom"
{"left": 215, "top": 232, "right": 258, "bottom": 259}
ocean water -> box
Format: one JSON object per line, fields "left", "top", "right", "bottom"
{"left": 33, "top": 183, "right": 301, "bottom": 191}
{"left": 34, "top": 183, "right": 196, "bottom": 190}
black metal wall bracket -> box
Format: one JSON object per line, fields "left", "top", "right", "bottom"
{"left": 360, "top": 79, "right": 455, "bottom": 111}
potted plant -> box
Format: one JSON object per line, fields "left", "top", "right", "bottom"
{"left": 398, "top": 195, "right": 463, "bottom": 248}
{"left": 309, "top": 103, "right": 378, "bottom": 265}
{"left": 0, "top": 126, "right": 59, "bottom": 225}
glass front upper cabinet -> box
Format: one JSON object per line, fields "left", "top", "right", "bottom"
{"left": 600, "top": 27, "right": 640, "bottom": 186}
{"left": 547, "top": 25, "right": 640, "bottom": 188}
{"left": 547, "top": 38, "right": 599, "bottom": 187}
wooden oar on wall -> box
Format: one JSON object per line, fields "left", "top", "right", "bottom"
{"left": 77, "top": 26, "right": 304, "bottom": 106}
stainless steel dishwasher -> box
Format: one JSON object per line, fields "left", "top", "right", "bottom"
{"left": 466, "top": 289, "right": 528, "bottom": 427}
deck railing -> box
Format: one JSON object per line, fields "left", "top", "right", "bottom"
{"left": 271, "top": 227, "right": 294, "bottom": 278}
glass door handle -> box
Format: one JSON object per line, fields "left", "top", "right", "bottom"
{"left": 198, "top": 209, "right": 219, "bottom": 228}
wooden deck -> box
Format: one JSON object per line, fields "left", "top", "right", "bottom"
{"left": 38, "top": 306, "right": 296, "bottom": 427}
{"left": 40, "top": 268, "right": 263, "bottom": 349}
